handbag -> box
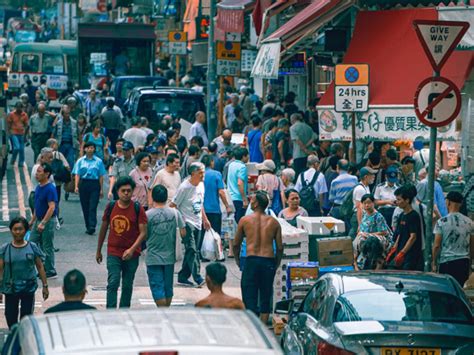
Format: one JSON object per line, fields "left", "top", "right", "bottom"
{"left": 271, "top": 178, "right": 283, "bottom": 215}
{"left": 51, "top": 156, "right": 71, "bottom": 183}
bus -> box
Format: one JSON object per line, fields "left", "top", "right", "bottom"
{"left": 7, "top": 41, "right": 78, "bottom": 107}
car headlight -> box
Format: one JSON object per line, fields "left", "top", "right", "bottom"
{"left": 284, "top": 330, "right": 303, "bottom": 355}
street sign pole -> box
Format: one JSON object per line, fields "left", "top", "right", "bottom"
{"left": 176, "top": 55, "right": 180, "bottom": 87}
{"left": 424, "top": 71, "right": 439, "bottom": 271}
{"left": 206, "top": 0, "right": 217, "bottom": 140}
{"left": 351, "top": 112, "right": 356, "bottom": 163}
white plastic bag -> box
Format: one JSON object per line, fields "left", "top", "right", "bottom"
{"left": 201, "top": 228, "right": 220, "bottom": 261}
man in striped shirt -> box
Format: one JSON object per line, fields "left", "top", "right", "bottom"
{"left": 329, "top": 159, "right": 358, "bottom": 220}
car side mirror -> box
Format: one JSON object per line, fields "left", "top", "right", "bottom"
{"left": 275, "top": 299, "right": 294, "bottom": 315}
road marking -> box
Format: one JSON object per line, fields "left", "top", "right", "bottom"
{"left": 0, "top": 302, "right": 42, "bottom": 309}
{"left": 23, "top": 163, "right": 32, "bottom": 194}
{"left": 13, "top": 164, "right": 26, "bottom": 218}
{"left": 2, "top": 172, "right": 8, "bottom": 221}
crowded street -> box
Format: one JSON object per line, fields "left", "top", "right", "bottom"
{"left": 0, "top": 0, "right": 472, "bottom": 354}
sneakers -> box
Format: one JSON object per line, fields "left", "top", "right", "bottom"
{"left": 85, "top": 229, "right": 95, "bottom": 235}
{"left": 195, "top": 277, "right": 205, "bottom": 287}
{"left": 46, "top": 272, "right": 58, "bottom": 279}
{"left": 177, "top": 279, "right": 194, "bottom": 287}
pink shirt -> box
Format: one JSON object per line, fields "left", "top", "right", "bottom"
{"left": 256, "top": 173, "right": 283, "bottom": 202}
{"left": 129, "top": 167, "right": 152, "bottom": 208}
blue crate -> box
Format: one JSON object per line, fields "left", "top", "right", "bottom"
{"left": 318, "top": 265, "right": 354, "bottom": 277}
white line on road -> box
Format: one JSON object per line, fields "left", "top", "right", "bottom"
{"left": 2, "top": 172, "right": 8, "bottom": 221}
{"left": 23, "top": 163, "right": 32, "bottom": 194}
{"left": 13, "top": 164, "right": 26, "bottom": 218}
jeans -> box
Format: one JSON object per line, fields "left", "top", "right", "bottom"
{"left": 178, "top": 225, "right": 202, "bottom": 283}
{"left": 147, "top": 264, "right": 174, "bottom": 301}
{"left": 10, "top": 135, "right": 25, "bottom": 165}
{"left": 293, "top": 157, "right": 308, "bottom": 180}
{"left": 105, "top": 129, "right": 121, "bottom": 154}
{"left": 31, "top": 132, "right": 50, "bottom": 162}
{"left": 79, "top": 179, "right": 100, "bottom": 231}
{"left": 59, "top": 142, "right": 75, "bottom": 170}
{"left": 29, "top": 219, "right": 56, "bottom": 275}
{"left": 4, "top": 292, "right": 35, "bottom": 329}
{"left": 241, "top": 256, "right": 276, "bottom": 315}
{"left": 233, "top": 200, "right": 246, "bottom": 224}
{"left": 206, "top": 213, "right": 222, "bottom": 235}
{"left": 106, "top": 255, "right": 139, "bottom": 308}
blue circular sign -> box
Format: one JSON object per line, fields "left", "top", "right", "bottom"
{"left": 224, "top": 42, "right": 233, "bottom": 50}
{"left": 173, "top": 33, "right": 182, "bottom": 41}
{"left": 345, "top": 66, "right": 359, "bottom": 83}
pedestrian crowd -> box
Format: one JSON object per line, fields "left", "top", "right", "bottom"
{"left": 0, "top": 83, "right": 471, "bottom": 328}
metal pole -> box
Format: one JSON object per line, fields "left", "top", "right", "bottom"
{"left": 424, "top": 70, "right": 439, "bottom": 271}
{"left": 218, "top": 76, "right": 225, "bottom": 132}
{"left": 207, "top": 0, "right": 217, "bottom": 140}
{"left": 351, "top": 112, "right": 356, "bottom": 163}
{"left": 176, "top": 55, "right": 180, "bottom": 87}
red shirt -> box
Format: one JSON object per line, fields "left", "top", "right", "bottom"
{"left": 103, "top": 202, "right": 147, "bottom": 258}
{"left": 7, "top": 111, "right": 29, "bottom": 135}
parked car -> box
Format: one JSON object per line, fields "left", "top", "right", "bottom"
{"left": 3, "top": 308, "right": 283, "bottom": 354}
{"left": 278, "top": 271, "right": 474, "bottom": 354}
{"left": 124, "top": 86, "right": 205, "bottom": 132}
{"left": 110, "top": 75, "right": 167, "bottom": 108}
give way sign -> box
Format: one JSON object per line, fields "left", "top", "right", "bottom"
{"left": 413, "top": 20, "right": 469, "bottom": 72}
{"left": 414, "top": 76, "right": 461, "bottom": 128}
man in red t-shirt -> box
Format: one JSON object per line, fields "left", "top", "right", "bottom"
{"left": 6, "top": 101, "right": 29, "bottom": 166}
{"left": 96, "top": 176, "right": 147, "bottom": 308}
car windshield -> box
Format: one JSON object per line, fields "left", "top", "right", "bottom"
{"left": 43, "top": 54, "right": 64, "bottom": 74}
{"left": 138, "top": 95, "right": 200, "bottom": 122}
{"left": 334, "top": 290, "right": 472, "bottom": 325}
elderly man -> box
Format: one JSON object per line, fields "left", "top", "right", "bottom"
{"left": 189, "top": 111, "right": 208, "bottom": 146}
{"left": 294, "top": 155, "right": 327, "bottom": 217}
{"left": 171, "top": 162, "right": 211, "bottom": 287}
{"left": 30, "top": 102, "right": 55, "bottom": 161}
{"left": 290, "top": 112, "right": 315, "bottom": 178}
{"left": 53, "top": 105, "right": 79, "bottom": 169}
{"left": 213, "top": 129, "right": 234, "bottom": 160}
{"left": 224, "top": 94, "right": 240, "bottom": 128}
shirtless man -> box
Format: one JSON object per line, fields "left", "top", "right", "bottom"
{"left": 195, "top": 263, "right": 244, "bottom": 310}
{"left": 233, "top": 191, "right": 283, "bottom": 324}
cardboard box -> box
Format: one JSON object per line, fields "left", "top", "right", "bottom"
{"left": 296, "top": 216, "right": 346, "bottom": 235}
{"left": 287, "top": 261, "right": 319, "bottom": 281}
{"left": 317, "top": 237, "right": 353, "bottom": 266}
{"left": 272, "top": 315, "right": 287, "bottom": 336}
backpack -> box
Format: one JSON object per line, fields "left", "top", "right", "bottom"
{"left": 106, "top": 201, "right": 141, "bottom": 223}
{"left": 339, "top": 183, "right": 363, "bottom": 217}
{"left": 299, "top": 171, "right": 320, "bottom": 212}
{"left": 271, "top": 179, "right": 283, "bottom": 215}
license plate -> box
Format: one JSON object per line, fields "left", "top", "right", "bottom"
{"left": 381, "top": 349, "right": 441, "bottom": 355}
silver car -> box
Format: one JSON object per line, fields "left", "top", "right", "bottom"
{"left": 4, "top": 308, "right": 283, "bottom": 354}
{"left": 279, "top": 271, "right": 474, "bottom": 354}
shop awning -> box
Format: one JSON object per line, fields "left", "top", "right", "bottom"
{"left": 217, "top": 0, "right": 256, "bottom": 33}
{"left": 360, "top": 0, "right": 467, "bottom": 9}
{"left": 317, "top": 8, "right": 473, "bottom": 141}
{"left": 256, "top": 0, "right": 298, "bottom": 41}
{"left": 252, "top": 0, "right": 353, "bottom": 79}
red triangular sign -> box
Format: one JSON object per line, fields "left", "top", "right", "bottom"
{"left": 413, "top": 20, "right": 470, "bottom": 72}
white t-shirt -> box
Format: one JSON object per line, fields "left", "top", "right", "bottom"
{"left": 122, "top": 127, "right": 147, "bottom": 151}
{"left": 352, "top": 183, "right": 370, "bottom": 211}
{"left": 374, "top": 183, "right": 398, "bottom": 202}
{"left": 150, "top": 168, "right": 181, "bottom": 202}
{"left": 172, "top": 179, "right": 205, "bottom": 230}
{"left": 294, "top": 168, "right": 328, "bottom": 199}
{"left": 433, "top": 212, "right": 473, "bottom": 264}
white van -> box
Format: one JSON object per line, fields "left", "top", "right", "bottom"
{"left": 3, "top": 308, "right": 283, "bottom": 355}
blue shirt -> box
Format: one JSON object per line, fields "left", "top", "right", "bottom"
{"left": 72, "top": 155, "right": 107, "bottom": 180}
{"left": 34, "top": 182, "right": 58, "bottom": 220}
{"left": 247, "top": 129, "right": 263, "bottom": 163}
{"left": 434, "top": 182, "right": 448, "bottom": 217}
{"left": 227, "top": 160, "right": 247, "bottom": 202}
{"left": 83, "top": 133, "right": 105, "bottom": 161}
{"left": 204, "top": 168, "right": 224, "bottom": 214}
{"left": 329, "top": 172, "right": 358, "bottom": 205}
{"left": 61, "top": 120, "right": 72, "bottom": 143}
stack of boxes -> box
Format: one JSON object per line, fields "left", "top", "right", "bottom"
{"left": 273, "top": 219, "right": 309, "bottom": 309}
{"left": 286, "top": 261, "right": 319, "bottom": 308}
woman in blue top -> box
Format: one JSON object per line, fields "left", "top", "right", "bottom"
{"left": 81, "top": 120, "right": 108, "bottom": 163}
{"left": 73, "top": 141, "right": 107, "bottom": 235}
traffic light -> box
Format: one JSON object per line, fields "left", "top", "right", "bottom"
{"left": 196, "top": 16, "right": 210, "bottom": 39}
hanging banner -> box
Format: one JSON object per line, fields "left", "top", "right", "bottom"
{"left": 251, "top": 40, "right": 281, "bottom": 79}
{"left": 317, "top": 106, "right": 456, "bottom": 141}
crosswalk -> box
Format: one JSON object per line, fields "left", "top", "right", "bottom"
{"left": 1, "top": 163, "right": 32, "bottom": 224}
{"left": 0, "top": 299, "right": 188, "bottom": 309}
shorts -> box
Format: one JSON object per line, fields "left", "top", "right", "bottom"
{"left": 147, "top": 264, "right": 174, "bottom": 301}
{"left": 241, "top": 256, "right": 276, "bottom": 315}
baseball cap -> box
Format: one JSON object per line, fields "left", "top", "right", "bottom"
{"left": 256, "top": 159, "right": 276, "bottom": 172}
{"left": 145, "top": 145, "right": 159, "bottom": 154}
{"left": 386, "top": 166, "right": 399, "bottom": 182}
{"left": 360, "top": 166, "right": 377, "bottom": 178}
{"left": 122, "top": 141, "right": 134, "bottom": 151}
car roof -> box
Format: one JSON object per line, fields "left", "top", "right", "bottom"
{"left": 21, "top": 308, "right": 279, "bottom": 353}
{"left": 135, "top": 87, "right": 205, "bottom": 96}
{"left": 14, "top": 43, "right": 63, "bottom": 55}
{"left": 113, "top": 75, "right": 166, "bottom": 81}
{"left": 337, "top": 271, "right": 459, "bottom": 295}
